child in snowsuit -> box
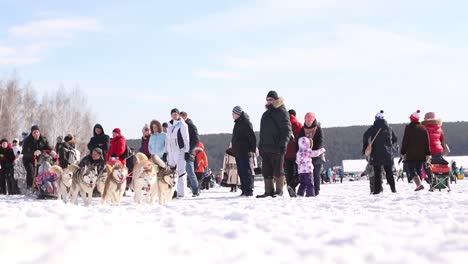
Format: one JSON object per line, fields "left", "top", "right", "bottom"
{"left": 296, "top": 137, "right": 326, "bottom": 197}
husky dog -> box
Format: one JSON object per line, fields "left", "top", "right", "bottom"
{"left": 132, "top": 153, "right": 157, "bottom": 204}
{"left": 96, "top": 169, "right": 108, "bottom": 196}
{"left": 52, "top": 164, "right": 79, "bottom": 203}
{"left": 102, "top": 162, "right": 128, "bottom": 205}
{"left": 71, "top": 166, "right": 99, "bottom": 206}
{"left": 151, "top": 155, "right": 177, "bottom": 206}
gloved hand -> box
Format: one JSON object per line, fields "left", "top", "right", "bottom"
{"left": 162, "top": 153, "right": 167, "bottom": 162}
{"left": 34, "top": 150, "right": 41, "bottom": 156}
{"left": 184, "top": 152, "right": 192, "bottom": 161}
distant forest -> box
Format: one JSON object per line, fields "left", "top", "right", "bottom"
{"left": 128, "top": 121, "right": 468, "bottom": 173}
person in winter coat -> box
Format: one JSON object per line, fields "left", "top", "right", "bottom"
{"left": 296, "top": 137, "right": 326, "bottom": 197}
{"left": 22, "top": 125, "right": 52, "bottom": 189}
{"left": 165, "top": 108, "right": 190, "bottom": 198}
{"left": 421, "top": 112, "right": 449, "bottom": 165}
{"left": 362, "top": 110, "right": 398, "bottom": 194}
{"left": 257, "top": 91, "right": 292, "bottom": 198}
{"left": 297, "top": 112, "right": 325, "bottom": 195}
{"left": 58, "top": 134, "right": 78, "bottom": 169}
{"left": 87, "top": 124, "right": 110, "bottom": 158}
{"left": 284, "top": 109, "right": 303, "bottom": 194}
{"left": 79, "top": 148, "right": 107, "bottom": 175}
{"left": 12, "top": 138, "right": 22, "bottom": 158}
{"left": 194, "top": 142, "right": 209, "bottom": 189}
{"left": 231, "top": 106, "right": 257, "bottom": 197}
{"left": 401, "top": 110, "right": 431, "bottom": 191}
{"left": 223, "top": 147, "right": 239, "bottom": 192}
{"left": 0, "top": 139, "right": 18, "bottom": 195}
{"left": 139, "top": 124, "right": 151, "bottom": 158}
{"left": 148, "top": 120, "right": 167, "bottom": 159}
{"left": 180, "top": 111, "right": 200, "bottom": 197}
{"left": 106, "top": 128, "right": 127, "bottom": 165}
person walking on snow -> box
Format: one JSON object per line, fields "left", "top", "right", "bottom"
{"left": 297, "top": 112, "right": 325, "bottom": 195}
{"left": 257, "top": 90, "right": 292, "bottom": 198}
{"left": 400, "top": 110, "right": 431, "bottom": 192}
{"left": 22, "top": 125, "right": 52, "bottom": 189}
{"left": 165, "top": 108, "right": 190, "bottom": 198}
{"left": 180, "top": 111, "right": 200, "bottom": 197}
{"left": 284, "top": 109, "right": 303, "bottom": 196}
{"left": 362, "top": 110, "right": 398, "bottom": 194}
{"left": 296, "top": 137, "right": 326, "bottom": 197}
{"left": 231, "top": 106, "right": 257, "bottom": 197}
{"left": 0, "top": 139, "right": 18, "bottom": 195}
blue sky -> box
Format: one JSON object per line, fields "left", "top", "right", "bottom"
{"left": 1, "top": 0, "right": 467, "bottom": 138}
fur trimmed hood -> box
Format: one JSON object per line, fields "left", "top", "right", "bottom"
{"left": 422, "top": 119, "right": 442, "bottom": 126}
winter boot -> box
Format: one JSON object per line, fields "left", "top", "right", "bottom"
{"left": 413, "top": 176, "right": 424, "bottom": 191}
{"left": 287, "top": 186, "right": 297, "bottom": 198}
{"left": 256, "top": 178, "right": 276, "bottom": 198}
{"left": 274, "top": 176, "right": 285, "bottom": 197}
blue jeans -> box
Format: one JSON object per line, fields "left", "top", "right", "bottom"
{"left": 186, "top": 161, "right": 199, "bottom": 194}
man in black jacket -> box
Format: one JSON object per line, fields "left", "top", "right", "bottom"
{"left": 87, "top": 124, "right": 110, "bottom": 158}
{"left": 180, "top": 111, "right": 200, "bottom": 197}
{"left": 231, "top": 106, "right": 257, "bottom": 197}
{"left": 22, "top": 125, "right": 52, "bottom": 189}
{"left": 257, "top": 91, "right": 292, "bottom": 198}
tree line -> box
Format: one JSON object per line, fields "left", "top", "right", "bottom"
{"left": 0, "top": 75, "right": 94, "bottom": 153}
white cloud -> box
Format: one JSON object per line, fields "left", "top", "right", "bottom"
{"left": 8, "top": 17, "right": 103, "bottom": 39}
{"left": 193, "top": 69, "right": 247, "bottom": 80}
{"left": 226, "top": 25, "right": 436, "bottom": 72}
{"left": 0, "top": 17, "right": 103, "bottom": 66}
{"left": 168, "top": 0, "right": 363, "bottom": 33}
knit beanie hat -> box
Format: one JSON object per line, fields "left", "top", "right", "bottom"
{"left": 410, "top": 110, "right": 421, "bottom": 122}
{"left": 232, "top": 106, "right": 243, "bottom": 115}
{"left": 266, "top": 90, "right": 279, "bottom": 100}
{"left": 305, "top": 112, "right": 316, "bottom": 123}
{"left": 113, "top": 128, "right": 121, "bottom": 134}
{"left": 171, "top": 108, "right": 180, "bottom": 114}
{"left": 288, "top": 109, "right": 297, "bottom": 117}
{"left": 31, "top": 125, "right": 40, "bottom": 133}
{"left": 375, "top": 110, "right": 385, "bottom": 120}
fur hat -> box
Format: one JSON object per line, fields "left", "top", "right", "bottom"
{"left": 266, "top": 90, "right": 279, "bottom": 100}
{"left": 410, "top": 110, "right": 421, "bottom": 122}
{"left": 12, "top": 138, "right": 19, "bottom": 144}
{"left": 424, "top": 112, "right": 440, "bottom": 121}
{"left": 232, "top": 106, "right": 243, "bottom": 115}
{"left": 375, "top": 110, "right": 385, "bottom": 120}
{"left": 305, "top": 112, "right": 316, "bottom": 123}
{"left": 30, "top": 125, "right": 40, "bottom": 133}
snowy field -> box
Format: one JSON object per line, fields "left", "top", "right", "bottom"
{"left": 1, "top": 179, "right": 468, "bottom": 264}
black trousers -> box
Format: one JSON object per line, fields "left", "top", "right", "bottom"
{"left": 23, "top": 159, "right": 36, "bottom": 188}
{"left": 236, "top": 155, "right": 254, "bottom": 195}
{"left": 313, "top": 163, "right": 323, "bottom": 195}
{"left": 0, "top": 169, "right": 17, "bottom": 195}
{"left": 373, "top": 165, "right": 396, "bottom": 193}
{"left": 284, "top": 158, "right": 298, "bottom": 190}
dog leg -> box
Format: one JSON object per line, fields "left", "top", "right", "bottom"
{"left": 71, "top": 189, "right": 79, "bottom": 205}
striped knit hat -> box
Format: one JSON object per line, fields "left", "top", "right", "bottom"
{"left": 232, "top": 106, "right": 243, "bottom": 115}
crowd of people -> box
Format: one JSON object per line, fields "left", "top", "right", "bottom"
{"left": 0, "top": 90, "right": 458, "bottom": 198}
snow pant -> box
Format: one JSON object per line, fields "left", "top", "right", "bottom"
{"left": 284, "top": 158, "right": 299, "bottom": 191}
{"left": 168, "top": 150, "right": 187, "bottom": 197}
{"left": 313, "top": 163, "right": 323, "bottom": 195}
{"left": 236, "top": 155, "right": 254, "bottom": 196}
{"left": 186, "top": 160, "right": 199, "bottom": 195}
{"left": 0, "top": 169, "right": 18, "bottom": 195}
{"left": 23, "top": 159, "right": 36, "bottom": 188}
{"left": 297, "top": 173, "right": 315, "bottom": 197}
{"left": 373, "top": 165, "right": 396, "bottom": 194}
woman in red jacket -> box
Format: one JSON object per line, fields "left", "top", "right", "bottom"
{"left": 194, "top": 142, "right": 209, "bottom": 188}
{"left": 284, "top": 109, "right": 303, "bottom": 195}
{"left": 422, "top": 112, "right": 449, "bottom": 165}
{"left": 106, "top": 128, "right": 127, "bottom": 165}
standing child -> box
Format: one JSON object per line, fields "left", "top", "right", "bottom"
{"left": 296, "top": 137, "right": 326, "bottom": 197}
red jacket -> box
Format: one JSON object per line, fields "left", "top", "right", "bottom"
{"left": 107, "top": 134, "right": 127, "bottom": 165}
{"left": 423, "top": 121, "right": 445, "bottom": 155}
{"left": 194, "top": 142, "right": 208, "bottom": 173}
{"left": 285, "top": 114, "right": 303, "bottom": 159}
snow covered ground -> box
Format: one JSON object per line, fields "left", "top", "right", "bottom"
{"left": 1, "top": 179, "right": 468, "bottom": 264}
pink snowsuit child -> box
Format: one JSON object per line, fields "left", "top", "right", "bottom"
{"left": 296, "top": 137, "right": 326, "bottom": 197}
